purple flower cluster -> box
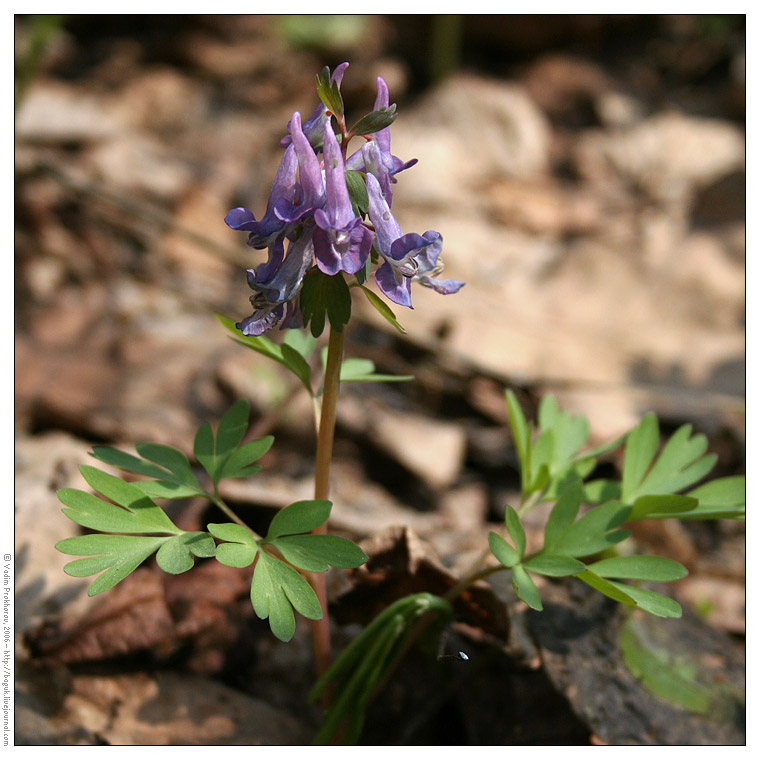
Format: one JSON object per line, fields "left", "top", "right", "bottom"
{"left": 226, "top": 63, "right": 463, "bottom": 337}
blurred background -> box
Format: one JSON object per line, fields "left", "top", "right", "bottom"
{"left": 14, "top": 15, "right": 745, "bottom": 745}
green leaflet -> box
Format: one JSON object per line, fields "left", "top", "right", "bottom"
{"left": 511, "top": 564, "right": 542, "bottom": 611}
{"left": 267, "top": 534, "right": 368, "bottom": 573}
{"left": 576, "top": 570, "right": 682, "bottom": 618}
{"left": 588, "top": 555, "right": 687, "bottom": 582}
{"left": 621, "top": 416, "right": 718, "bottom": 504}
{"left": 193, "top": 399, "right": 273, "bottom": 488}
{"left": 91, "top": 443, "right": 204, "bottom": 501}
{"left": 266, "top": 499, "right": 332, "bottom": 538}
{"left": 251, "top": 551, "right": 323, "bottom": 642}
{"left": 619, "top": 619, "right": 718, "bottom": 713}
{"left": 523, "top": 554, "right": 585, "bottom": 577}
{"left": 488, "top": 532, "right": 519, "bottom": 568}
{"left": 57, "top": 534, "right": 167, "bottom": 596}
{"left": 684, "top": 475, "right": 745, "bottom": 520}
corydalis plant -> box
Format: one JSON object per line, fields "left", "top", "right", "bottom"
{"left": 225, "top": 62, "right": 463, "bottom": 338}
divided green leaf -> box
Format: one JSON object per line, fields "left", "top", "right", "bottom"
{"left": 91, "top": 442, "right": 204, "bottom": 501}
{"left": 56, "top": 466, "right": 213, "bottom": 594}
{"left": 56, "top": 534, "right": 167, "bottom": 596}
{"left": 191, "top": 399, "right": 273, "bottom": 489}
{"left": 622, "top": 416, "right": 717, "bottom": 504}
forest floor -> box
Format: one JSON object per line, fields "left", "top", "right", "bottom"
{"left": 14, "top": 15, "right": 745, "bottom": 745}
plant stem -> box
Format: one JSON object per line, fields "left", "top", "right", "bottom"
{"left": 311, "top": 324, "right": 345, "bottom": 680}
{"left": 211, "top": 494, "right": 261, "bottom": 540}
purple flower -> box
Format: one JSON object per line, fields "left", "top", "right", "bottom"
{"left": 366, "top": 173, "right": 463, "bottom": 308}
{"left": 273, "top": 112, "right": 326, "bottom": 225}
{"left": 345, "top": 76, "right": 417, "bottom": 204}
{"left": 236, "top": 228, "right": 315, "bottom": 336}
{"left": 225, "top": 144, "right": 298, "bottom": 249}
{"left": 313, "top": 120, "right": 373, "bottom": 275}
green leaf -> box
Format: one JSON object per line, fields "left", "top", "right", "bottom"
{"left": 543, "top": 478, "right": 583, "bottom": 551}
{"left": 310, "top": 594, "right": 453, "bottom": 745}
{"left": 529, "top": 429, "right": 553, "bottom": 492}
{"left": 218, "top": 437, "right": 273, "bottom": 480}
{"left": 156, "top": 532, "right": 215, "bottom": 575}
{"left": 281, "top": 344, "right": 313, "bottom": 394}
{"left": 583, "top": 479, "right": 622, "bottom": 504}
{"left": 622, "top": 413, "right": 659, "bottom": 501}
{"left": 606, "top": 582, "right": 682, "bottom": 618}
{"left": 505, "top": 390, "right": 531, "bottom": 495}
{"left": 345, "top": 170, "right": 369, "bottom": 217}
{"left": 523, "top": 554, "right": 586, "bottom": 577}
{"left": 282, "top": 328, "right": 317, "bottom": 359}
{"left": 59, "top": 467, "right": 178, "bottom": 534}
{"left": 193, "top": 422, "right": 215, "bottom": 481}
{"left": 628, "top": 494, "right": 699, "bottom": 522}
{"left": 576, "top": 570, "right": 637, "bottom": 606}
{"left": 553, "top": 500, "right": 631, "bottom": 557}
{"left": 252, "top": 552, "right": 322, "bottom": 642}
{"left": 216, "top": 314, "right": 284, "bottom": 363}
{"left": 268, "top": 534, "right": 367, "bottom": 572}
{"left": 685, "top": 475, "right": 745, "bottom": 520}
{"left": 215, "top": 400, "right": 250, "bottom": 459}
{"left": 511, "top": 564, "right": 542, "bottom": 611}
{"left": 93, "top": 441, "right": 204, "bottom": 500}
{"left": 207, "top": 523, "right": 259, "bottom": 568}
{"left": 251, "top": 551, "right": 297, "bottom": 642}
{"left": 300, "top": 270, "right": 352, "bottom": 337}
{"left": 576, "top": 570, "right": 682, "bottom": 618}
{"left": 336, "top": 356, "right": 413, "bottom": 384}
{"left": 340, "top": 357, "right": 375, "bottom": 380}
{"left": 56, "top": 534, "right": 167, "bottom": 596}
{"left": 266, "top": 500, "right": 332, "bottom": 539}
{"left": 622, "top": 416, "right": 718, "bottom": 503}
{"left": 587, "top": 555, "right": 687, "bottom": 582}
{"left": 358, "top": 285, "right": 406, "bottom": 333}
{"left": 136, "top": 443, "right": 200, "bottom": 487}
{"left": 350, "top": 105, "right": 398, "bottom": 136}
{"left": 619, "top": 619, "right": 713, "bottom": 713}
{"left": 504, "top": 505, "right": 526, "bottom": 558}
{"left": 488, "top": 531, "right": 519, "bottom": 568}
